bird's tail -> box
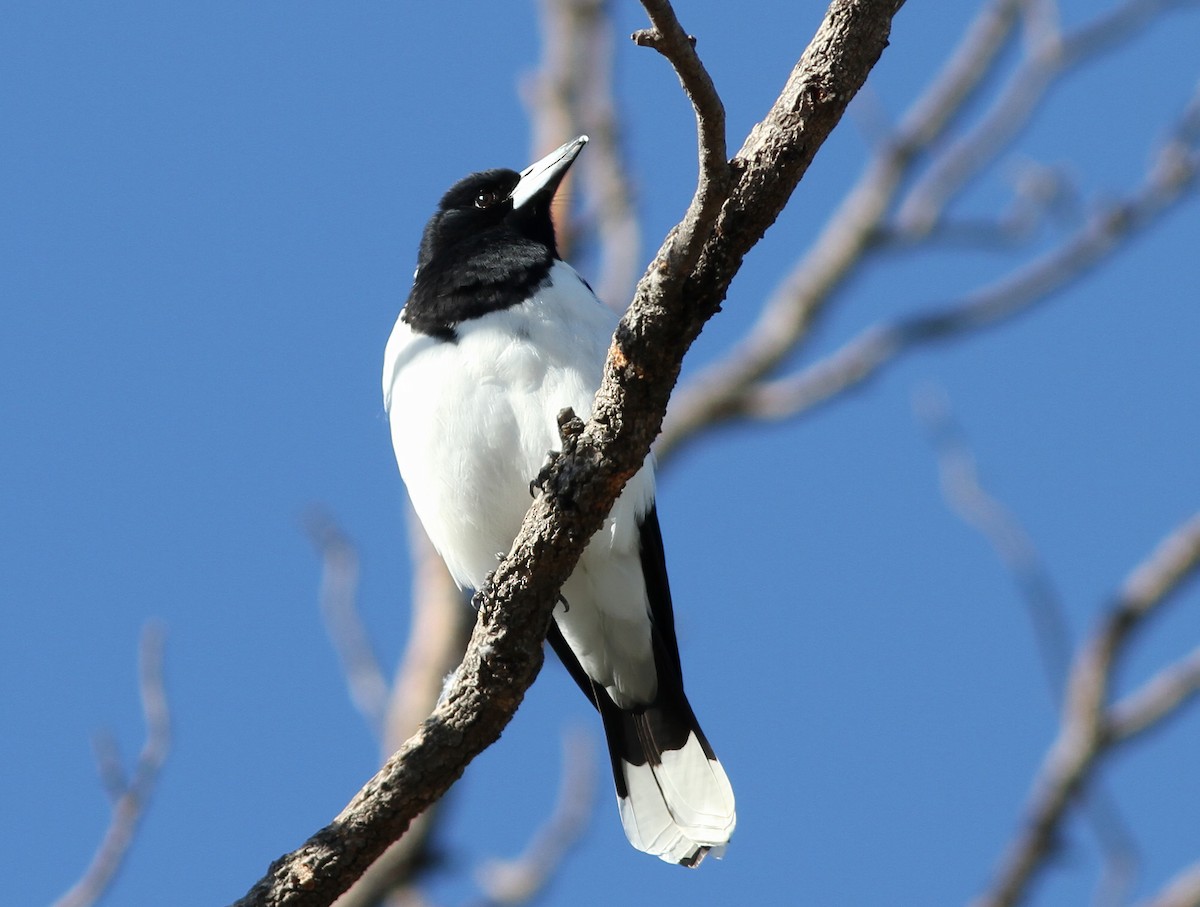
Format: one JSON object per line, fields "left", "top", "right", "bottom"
{"left": 597, "top": 689, "right": 736, "bottom": 867}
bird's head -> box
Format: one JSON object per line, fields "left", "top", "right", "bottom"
{"left": 415, "top": 135, "right": 588, "bottom": 273}
{"left": 402, "top": 136, "right": 588, "bottom": 338}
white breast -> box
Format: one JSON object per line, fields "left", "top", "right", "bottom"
{"left": 383, "top": 261, "right": 659, "bottom": 704}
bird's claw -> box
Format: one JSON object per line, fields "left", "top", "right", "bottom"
{"left": 530, "top": 408, "right": 586, "bottom": 502}
{"left": 470, "top": 568, "right": 499, "bottom": 610}
{"left": 530, "top": 450, "right": 559, "bottom": 498}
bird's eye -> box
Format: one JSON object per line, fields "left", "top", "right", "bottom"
{"left": 474, "top": 189, "right": 502, "bottom": 209}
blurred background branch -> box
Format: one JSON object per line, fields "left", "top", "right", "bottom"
{"left": 471, "top": 729, "right": 597, "bottom": 907}
{"left": 915, "top": 387, "right": 1138, "bottom": 907}
{"left": 52, "top": 624, "right": 170, "bottom": 907}
{"left": 1138, "top": 862, "right": 1200, "bottom": 907}
{"left": 523, "top": 0, "right": 641, "bottom": 310}
{"left": 973, "top": 513, "right": 1200, "bottom": 907}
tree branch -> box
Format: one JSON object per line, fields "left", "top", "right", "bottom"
{"left": 1137, "top": 860, "right": 1200, "bottom": 907}
{"left": 524, "top": 0, "right": 642, "bottom": 311}
{"left": 53, "top": 624, "right": 171, "bottom": 907}
{"left": 632, "top": 0, "right": 727, "bottom": 214}
{"left": 894, "top": 0, "right": 1198, "bottom": 235}
{"left": 1108, "top": 645, "right": 1200, "bottom": 743}
{"left": 695, "top": 108, "right": 1199, "bottom": 427}
{"left": 915, "top": 386, "right": 1073, "bottom": 693}
{"left": 973, "top": 512, "right": 1200, "bottom": 907}
{"left": 473, "top": 729, "right": 597, "bottom": 905}
{"left": 306, "top": 509, "right": 390, "bottom": 738}
{"left": 915, "top": 388, "right": 1138, "bottom": 906}
{"left": 656, "top": 0, "right": 1023, "bottom": 460}
{"left": 656, "top": 0, "right": 1199, "bottom": 464}
{"left": 329, "top": 512, "right": 473, "bottom": 907}
{"left": 231, "top": 3, "right": 905, "bottom": 904}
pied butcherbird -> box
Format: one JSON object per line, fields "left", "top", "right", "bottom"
{"left": 382, "top": 136, "right": 735, "bottom": 866}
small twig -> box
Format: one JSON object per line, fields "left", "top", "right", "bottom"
{"left": 91, "top": 731, "right": 129, "bottom": 802}
{"left": 876, "top": 161, "right": 1081, "bottom": 250}
{"left": 631, "top": 0, "right": 729, "bottom": 261}
{"left": 1115, "top": 514, "right": 1200, "bottom": 615}
{"left": 473, "top": 728, "right": 597, "bottom": 906}
{"left": 915, "top": 386, "right": 1074, "bottom": 693}
{"left": 972, "top": 512, "right": 1200, "bottom": 907}
{"left": 53, "top": 624, "right": 171, "bottom": 907}
{"left": 914, "top": 387, "right": 1139, "bottom": 906}
{"left": 305, "top": 507, "right": 389, "bottom": 738}
{"left": 1108, "top": 645, "right": 1200, "bottom": 742}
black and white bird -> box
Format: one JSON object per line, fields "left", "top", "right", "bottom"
{"left": 382, "top": 136, "right": 735, "bottom": 866}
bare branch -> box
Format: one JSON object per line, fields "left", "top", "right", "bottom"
{"left": 895, "top": 0, "right": 1198, "bottom": 235}
{"left": 1114, "top": 514, "right": 1200, "bottom": 617}
{"left": 53, "top": 624, "right": 171, "bottom": 907}
{"left": 973, "top": 512, "right": 1200, "bottom": 907}
{"left": 632, "top": 0, "right": 729, "bottom": 256}
{"left": 658, "top": 0, "right": 1199, "bottom": 465}
{"left": 329, "top": 514, "right": 471, "bottom": 907}
{"left": 306, "top": 508, "right": 389, "bottom": 737}
{"left": 525, "top": 0, "right": 641, "bottom": 310}
{"left": 875, "top": 161, "right": 1082, "bottom": 250}
{"left": 915, "top": 386, "right": 1074, "bottom": 693}
{"left": 232, "top": 4, "right": 904, "bottom": 904}
{"left": 658, "top": 0, "right": 1024, "bottom": 460}
{"left": 1108, "top": 645, "right": 1200, "bottom": 742}
{"left": 710, "top": 116, "right": 1199, "bottom": 426}
{"left": 915, "top": 388, "right": 1138, "bottom": 905}
{"left": 474, "top": 729, "right": 597, "bottom": 905}
{"left": 1138, "top": 861, "right": 1200, "bottom": 907}
{"left": 91, "top": 731, "right": 130, "bottom": 803}
{"left": 384, "top": 512, "right": 474, "bottom": 758}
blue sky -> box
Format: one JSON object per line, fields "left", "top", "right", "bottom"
{"left": 3, "top": 2, "right": 1198, "bottom": 906}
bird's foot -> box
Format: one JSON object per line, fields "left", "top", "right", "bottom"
{"left": 529, "top": 408, "right": 586, "bottom": 503}
{"left": 470, "top": 568, "right": 498, "bottom": 610}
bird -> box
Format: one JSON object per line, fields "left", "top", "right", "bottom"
{"left": 382, "top": 135, "right": 735, "bottom": 866}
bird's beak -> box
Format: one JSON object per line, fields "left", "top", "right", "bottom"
{"left": 510, "top": 135, "right": 588, "bottom": 211}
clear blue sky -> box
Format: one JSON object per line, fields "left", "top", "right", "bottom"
{"left": 3, "top": 3, "right": 1198, "bottom": 906}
